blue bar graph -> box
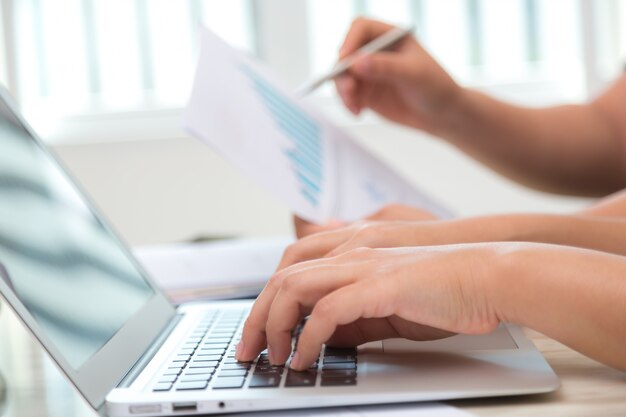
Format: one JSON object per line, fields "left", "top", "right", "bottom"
{"left": 239, "top": 65, "right": 324, "bottom": 207}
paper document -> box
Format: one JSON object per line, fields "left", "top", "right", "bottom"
{"left": 185, "top": 28, "right": 451, "bottom": 223}
{"left": 133, "top": 236, "right": 292, "bottom": 303}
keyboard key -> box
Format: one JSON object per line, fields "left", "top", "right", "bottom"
{"left": 176, "top": 380, "right": 209, "bottom": 391}
{"left": 186, "top": 337, "right": 203, "bottom": 343}
{"left": 181, "top": 373, "right": 213, "bottom": 382}
{"left": 203, "top": 338, "right": 231, "bottom": 345}
{"left": 217, "top": 369, "right": 248, "bottom": 377}
{"left": 184, "top": 368, "right": 216, "bottom": 375}
{"left": 223, "top": 357, "right": 248, "bottom": 365}
{"left": 254, "top": 364, "right": 284, "bottom": 375}
{"left": 321, "top": 376, "right": 357, "bottom": 386}
{"left": 209, "top": 331, "right": 235, "bottom": 337}
{"left": 179, "top": 375, "right": 213, "bottom": 383}
{"left": 188, "top": 361, "right": 219, "bottom": 368}
{"left": 194, "top": 354, "right": 222, "bottom": 361}
{"left": 248, "top": 374, "right": 281, "bottom": 388}
{"left": 322, "top": 362, "right": 356, "bottom": 371}
{"left": 212, "top": 327, "right": 237, "bottom": 333}
{"left": 197, "top": 348, "right": 225, "bottom": 356}
{"left": 285, "top": 370, "right": 317, "bottom": 387}
{"left": 221, "top": 362, "right": 251, "bottom": 371}
{"left": 202, "top": 342, "right": 229, "bottom": 349}
{"left": 162, "top": 368, "right": 182, "bottom": 376}
{"left": 212, "top": 377, "right": 246, "bottom": 389}
{"left": 322, "top": 355, "right": 356, "bottom": 364}
{"left": 158, "top": 375, "right": 178, "bottom": 383}
{"left": 321, "top": 369, "right": 356, "bottom": 378}
{"left": 153, "top": 382, "right": 173, "bottom": 392}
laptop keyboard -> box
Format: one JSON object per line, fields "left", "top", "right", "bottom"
{"left": 152, "top": 309, "right": 357, "bottom": 392}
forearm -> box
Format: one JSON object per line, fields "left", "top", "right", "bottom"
{"left": 491, "top": 244, "right": 626, "bottom": 371}
{"left": 432, "top": 210, "right": 626, "bottom": 256}
{"left": 434, "top": 88, "right": 626, "bottom": 196}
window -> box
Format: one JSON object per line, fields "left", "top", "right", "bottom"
{"left": 0, "top": 0, "right": 624, "bottom": 143}
{"left": 9, "top": 0, "right": 254, "bottom": 114}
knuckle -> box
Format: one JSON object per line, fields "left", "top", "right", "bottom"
{"left": 282, "top": 242, "right": 302, "bottom": 263}
{"left": 354, "top": 223, "right": 378, "bottom": 241}
{"left": 312, "top": 298, "right": 336, "bottom": 321}
{"left": 351, "top": 16, "right": 366, "bottom": 29}
{"left": 266, "top": 271, "right": 284, "bottom": 290}
{"left": 279, "top": 273, "right": 302, "bottom": 294}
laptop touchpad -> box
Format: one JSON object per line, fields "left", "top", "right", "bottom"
{"left": 382, "top": 325, "right": 518, "bottom": 353}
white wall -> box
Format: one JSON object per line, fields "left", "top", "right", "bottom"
{"left": 52, "top": 120, "right": 592, "bottom": 246}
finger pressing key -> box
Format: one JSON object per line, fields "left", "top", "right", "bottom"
{"left": 265, "top": 265, "right": 359, "bottom": 365}
{"left": 238, "top": 258, "right": 348, "bottom": 362}
{"left": 290, "top": 282, "right": 386, "bottom": 371}
{"left": 236, "top": 270, "right": 289, "bottom": 362}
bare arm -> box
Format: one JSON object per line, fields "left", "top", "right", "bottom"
{"left": 494, "top": 244, "right": 626, "bottom": 371}
{"left": 278, "top": 190, "right": 626, "bottom": 271}
{"left": 338, "top": 18, "right": 626, "bottom": 197}
{"left": 440, "top": 77, "right": 626, "bottom": 196}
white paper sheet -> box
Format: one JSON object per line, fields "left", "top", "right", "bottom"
{"left": 133, "top": 236, "right": 292, "bottom": 302}
{"left": 184, "top": 28, "right": 451, "bottom": 223}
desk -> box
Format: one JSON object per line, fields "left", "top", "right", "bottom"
{"left": 449, "top": 329, "right": 626, "bottom": 416}
{"left": 0, "top": 307, "right": 624, "bottom": 417}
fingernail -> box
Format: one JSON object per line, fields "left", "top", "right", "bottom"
{"left": 235, "top": 340, "right": 245, "bottom": 360}
{"left": 290, "top": 352, "right": 301, "bottom": 370}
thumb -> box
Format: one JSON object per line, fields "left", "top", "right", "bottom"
{"left": 352, "top": 52, "right": 418, "bottom": 83}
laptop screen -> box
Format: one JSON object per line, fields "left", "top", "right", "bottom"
{"left": 0, "top": 100, "right": 154, "bottom": 369}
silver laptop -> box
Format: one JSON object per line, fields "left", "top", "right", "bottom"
{"left": 0, "top": 89, "right": 559, "bottom": 417}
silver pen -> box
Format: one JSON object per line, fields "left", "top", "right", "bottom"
{"left": 296, "top": 25, "right": 415, "bottom": 97}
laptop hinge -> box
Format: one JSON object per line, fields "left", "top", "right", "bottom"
{"left": 117, "top": 313, "right": 184, "bottom": 388}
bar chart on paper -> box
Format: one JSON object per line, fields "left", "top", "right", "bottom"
{"left": 186, "top": 28, "right": 453, "bottom": 224}
{"left": 239, "top": 65, "right": 324, "bottom": 207}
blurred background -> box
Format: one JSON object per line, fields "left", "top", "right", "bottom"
{"left": 1, "top": 0, "right": 625, "bottom": 245}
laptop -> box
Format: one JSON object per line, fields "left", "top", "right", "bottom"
{"left": 0, "top": 89, "right": 559, "bottom": 417}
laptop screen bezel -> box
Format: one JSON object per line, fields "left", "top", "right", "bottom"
{"left": 0, "top": 88, "right": 176, "bottom": 412}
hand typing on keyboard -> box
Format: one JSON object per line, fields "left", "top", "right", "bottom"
{"left": 235, "top": 244, "right": 508, "bottom": 371}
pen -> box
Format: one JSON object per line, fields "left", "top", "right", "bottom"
{"left": 296, "top": 25, "right": 415, "bottom": 97}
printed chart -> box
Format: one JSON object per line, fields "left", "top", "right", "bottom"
{"left": 239, "top": 65, "right": 324, "bottom": 207}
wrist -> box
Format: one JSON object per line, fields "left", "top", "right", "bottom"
{"left": 486, "top": 242, "right": 534, "bottom": 326}
{"left": 428, "top": 86, "right": 476, "bottom": 139}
